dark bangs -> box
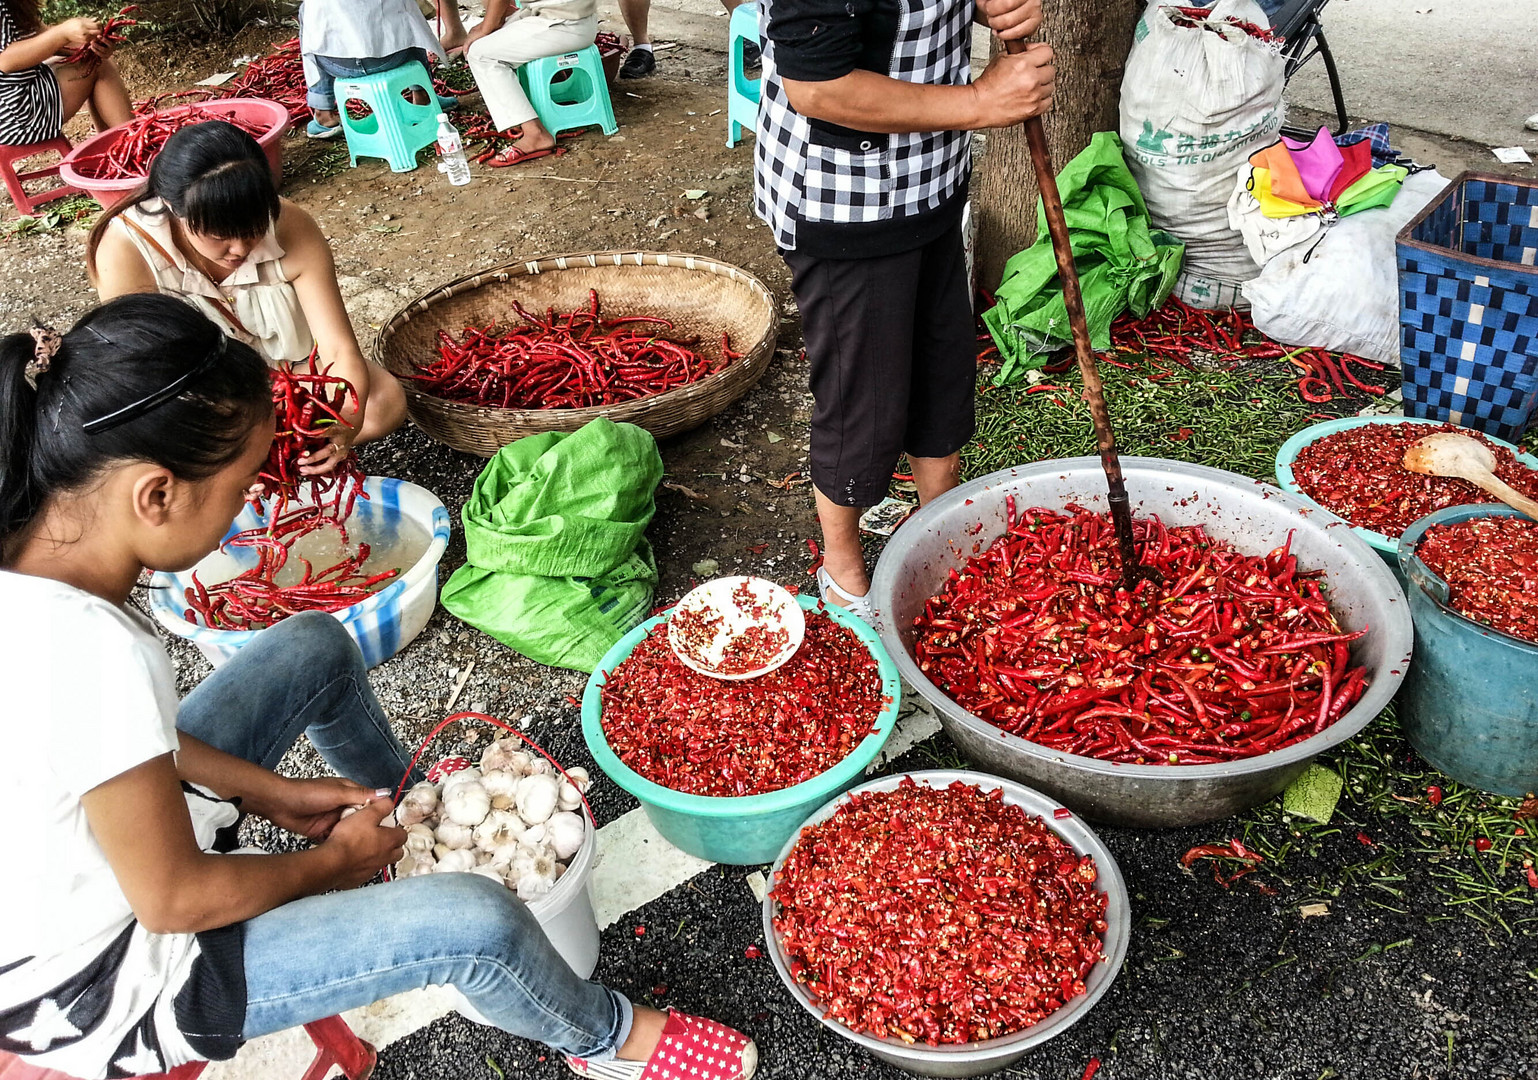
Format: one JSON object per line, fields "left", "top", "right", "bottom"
{"left": 181, "top": 157, "right": 281, "bottom": 240}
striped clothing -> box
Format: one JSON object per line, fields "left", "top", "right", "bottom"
{"left": 0, "top": 2, "right": 63, "bottom": 146}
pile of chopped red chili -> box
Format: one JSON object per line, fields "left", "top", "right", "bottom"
{"left": 913, "top": 503, "right": 1370, "bottom": 764}
{"left": 1417, "top": 516, "right": 1538, "bottom": 644}
{"left": 1290, "top": 422, "right": 1538, "bottom": 537}
{"left": 600, "top": 608, "right": 884, "bottom": 796}
{"left": 412, "top": 289, "right": 741, "bottom": 410}
{"left": 771, "top": 778, "right": 1107, "bottom": 1045}
{"left": 72, "top": 104, "right": 268, "bottom": 181}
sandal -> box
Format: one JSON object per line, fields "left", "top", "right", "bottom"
{"left": 816, "top": 566, "right": 878, "bottom": 627}
{"left": 566, "top": 1011, "right": 758, "bottom": 1080}
{"left": 484, "top": 144, "right": 568, "bottom": 168}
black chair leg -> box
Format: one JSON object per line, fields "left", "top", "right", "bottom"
{"left": 1316, "top": 28, "right": 1349, "bottom": 134}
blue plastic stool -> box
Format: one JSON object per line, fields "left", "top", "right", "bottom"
{"left": 333, "top": 61, "right": 440, "bottom": 172}
{"left": 517, "top": 44, "right": 618, "bottom": 138}
{"left": 726, "top": 2, "right": 760, "bottom": 147}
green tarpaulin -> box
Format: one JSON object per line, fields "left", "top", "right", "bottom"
{"left": 441, "top": 418, "right": 663, "bottom": 671}
{"left": 982, "top": 131, "right": 1185, "bottom": 385}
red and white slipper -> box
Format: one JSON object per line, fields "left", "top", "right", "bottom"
{"left": 566, "top": 1011, "right": 757, "bottom": 1080}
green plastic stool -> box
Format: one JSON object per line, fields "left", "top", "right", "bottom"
{"left": 517, "top": 44, "right": 618, "bottom": 138}
{"left": 726, "top": 2, "right": 760, "bottom": 147}
{"left": 334, "top": 61, "right": 440, "bottom": 172}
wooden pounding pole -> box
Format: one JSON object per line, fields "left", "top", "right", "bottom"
{"left": 1001, "top": 36, "right": 1153, "bottom": 589}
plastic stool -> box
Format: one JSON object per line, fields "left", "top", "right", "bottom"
{"left": 0, "top": 137, "right": 80, "bottom": 216}
{"left": 726, "top": 3, "right": 760, "bottom": 148}
{"left": 334, "top": 61, "right": 440, "bottom": 173}
{"left": 517, "top": 44, "right": 618, "bottom": 138}
{"left": 0, "top": 1015, "right": 376, "bottom": 1080}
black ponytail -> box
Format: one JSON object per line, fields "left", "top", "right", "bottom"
{"left": 0, "top": 294, "right": 271, "bottom": 559}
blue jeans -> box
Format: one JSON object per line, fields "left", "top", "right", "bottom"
{"left": 176, "top": 612, "right": 632, "bottom": 1060}
{"left": 305, "top": 47, "right": 433, "bottom": 112}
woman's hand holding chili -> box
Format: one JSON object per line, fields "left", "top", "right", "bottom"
{"left": 971, "top": 42, "right": 1055, "bottom": 129}
{"left": 54, "top": 17, "right": 102, "bottom": 52}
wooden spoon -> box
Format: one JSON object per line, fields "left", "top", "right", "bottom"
{"left": 1402, "top": 432, "right": 1538, "bottom": 521}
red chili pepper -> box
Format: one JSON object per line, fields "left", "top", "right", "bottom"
{"left": 913, "top": 506, "right": 1369, "bottom": 764}
{"left": 73, "top": 102, "right": 268, "bottom": 181}
{"left": 1473, "top": 837, "right": 1493, "bottom": 853}
{"left": 744, "top": 945, "right": 762, "bottom": 959}
{"left": 61, "top": 5, "right": 137, "bottom": 71}
{"left": 1082, "top": 1058, "right": 1102, "bottom": 1080}
{"left": 1415, "top": 517, "right": 1538, "bottom": 644}
{"left": 1427, "top": 785, "right": 1443, "bottom": 807}
{"left": 1525, "top": 863, "right": 1538, "bottom": 889}
{"left": 1292, "top": 423, "right": 1538, "bottom": 539}
{"left": 771, "top": 778, "right": 1107, "bottom": 1045}
{"left": 1357, "top": 831, "right": 1374, "bottom": 846}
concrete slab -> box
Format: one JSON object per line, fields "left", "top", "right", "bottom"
{"left": 1286, "top": 0, "right": 1538, "bottom": 150}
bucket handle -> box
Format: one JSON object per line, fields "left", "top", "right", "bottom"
{"left": 392, "top": 710, "right": 596, "bottom": 825}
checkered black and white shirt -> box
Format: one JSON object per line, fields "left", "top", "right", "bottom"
{"left": 753, "top": 0, "right": 974, "bottom": 258}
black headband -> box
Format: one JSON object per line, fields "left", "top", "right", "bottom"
{"left": 81, "top": 332, "right": 227, "bottom": 435}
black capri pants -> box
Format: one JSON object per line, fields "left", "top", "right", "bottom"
{"left": 784, "top": 219, "right": 976, "bottom": 508}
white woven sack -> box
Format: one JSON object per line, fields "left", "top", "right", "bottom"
{"left": 1119, "top": 0, "right": 1286, "bottom": 306}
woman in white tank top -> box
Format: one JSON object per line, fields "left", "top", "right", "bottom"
{"left": 86, "top": 121, "right": 406, "bottom": 470}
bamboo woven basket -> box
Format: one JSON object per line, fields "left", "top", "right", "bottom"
{"left": 375, "top": 251, "right": 780, "bottom": 456}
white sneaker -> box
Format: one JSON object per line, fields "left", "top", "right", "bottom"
{"left": 816, "top": 567, "right": 879, "bottom": 628}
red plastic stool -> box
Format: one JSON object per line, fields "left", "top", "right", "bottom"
{"left": 0, "top": 137, "right": 81, "bottom": 216}
{"left": 0, "top": 1015, "right": 376, "bottom": 1080}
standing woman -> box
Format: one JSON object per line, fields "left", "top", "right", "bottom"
{"left": 754, "top": 0, "right": 1054, "bottom": 620}
{"left": 87, "top": 121, "right": 405, "bottom": 471}
{"left": 0, "top": 0, "right": 132, "bottom": 147}
{"left": 0, "top": 295, "right": 758, "bottom": 1080}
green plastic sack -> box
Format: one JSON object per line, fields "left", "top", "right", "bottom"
{"left": 981, "top": 131, "right": 1185, "bottom": 385}
{"left": 441, "top": 418, "right": 663, "bottom": 671}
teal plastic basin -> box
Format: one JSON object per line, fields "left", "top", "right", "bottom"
{"left": 582, "top": 595, "right": 901, "bottom": 865}
{"left": 1274, "top": 415, "right": 1538, "bottom": 588}
{"left": 1397, "top": 505, "right": 1538, "bottom": 796}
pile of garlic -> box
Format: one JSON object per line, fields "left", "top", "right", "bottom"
{"left": 391, "top": 738, "right": 591, "bottom": 901}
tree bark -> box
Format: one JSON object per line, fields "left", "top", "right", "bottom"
{"left": 971, "top": 0, "right": 1142, "bottom": 292}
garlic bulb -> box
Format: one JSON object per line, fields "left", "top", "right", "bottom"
{"left": 516, "top": 852, "right": 558, "bottom": 900}
{"left": 435, "top": 848, "right": 478, "bottom": 874}
{"left": 524, "top": 757, "right": 554, "bottom": 776}
{"left": 545, "top": 811, "right": 585, "bottom": 860}
{"left": 480, "top": 739, "right": 532, "bottom": 776}
{"left": 444, "top": 779, "right": 492, "bottom": 827}
{"left": 470, "top": 863, "right": 504, "bottom": 884}
{"left": 563, "top": 766, "right": 591, "bottom": 791}
{"left": 434, "top": 820, "right": 474, "bottom": 850}
{"left": 397, "top": 852, "right": 436, "bottom": 877}
{"left": 474, "top": 809, "right": 526, "bottom": 853}
{"left": 442, "top": 766, "right": 482, "bottom": 792}
{"left": 556, "top": 781, "right": 583, "bottom": 813}
{"left": 397, "top": 782, "right": 439, "bottom": 826}
{"left": 514, "top": 773, "right": 559, "bottom": 825}
{"left": 519, "top": 822, "right": 547, "bottom": 851}
{"left": 404, "top": 824, "right": 436, "bottom": 857}
{"left": 481, "top": 769, "right": 520, "bottom": 810}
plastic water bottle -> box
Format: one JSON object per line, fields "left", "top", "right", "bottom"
{"left": 436, "top": 113, "right": 471, "bottom": 186}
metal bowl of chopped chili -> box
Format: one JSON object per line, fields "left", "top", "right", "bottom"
{"left": 763, "top": 770, "right": 1129, "bottom": 1076}
{"left": 1275, "top": 416, "right": 1538, "bottom": 573}
{"left": 581, "top": 594, "right": 901, "bottom": 864}
{"left": 869, "top": 457, "right": 1414, "bottom": 828}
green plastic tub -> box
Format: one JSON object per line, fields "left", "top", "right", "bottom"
{"left": 1274, "top": 415, "right": 1538, "bottom": 586}
{"left": 581, "top": 595, "right": 902, "bottom": 865}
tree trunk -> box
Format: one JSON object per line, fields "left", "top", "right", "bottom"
{"left": 971, "top": 1, "right": 1142, "bottom": 292}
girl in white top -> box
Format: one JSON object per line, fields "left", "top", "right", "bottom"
{"left": 87, "top": 120, "right": 406, "bottom": 474}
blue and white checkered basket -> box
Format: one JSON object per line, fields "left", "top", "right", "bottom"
{"left": 148, "top": 476, "right": 452, "bottom": 669}
{"left": 1397, "top": 172, "right": 1538, "bottom": 443}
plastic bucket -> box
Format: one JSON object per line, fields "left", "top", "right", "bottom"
{"left": 763, "top": 770, "right": 1130, "bottom": 1078}
{"left": 527, "top": 805, "right": 601, "bottom": 978}
{"left": 581, "top": 595, "right": 902, "bottom": 865}
{"left": 148, "top": 476, "right": 451, "bottom": 669}
{"left": 60, "top": 98, "right": 288, "bottom": 208}
{"left": 1397, "top": 505, "right": 1538, "bottom": 797}
{"left": 1274, "top": 415, "right": 1538, "bottom": 587}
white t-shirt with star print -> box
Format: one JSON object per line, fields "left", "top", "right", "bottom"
{"left": 0, "top": 572, "right": 245, "bottom": 1079}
